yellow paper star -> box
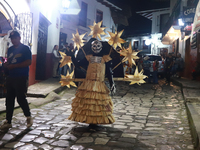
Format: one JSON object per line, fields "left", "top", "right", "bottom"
{"left": 119, "top": 42, "right": 140, "bottom": 67}
{"left": 59, "top": 71, "right": 77, "bottom": 88}
{"left": 88, "top": 21, "right": 106, "bottom": 40}
{"left": 126, "top": 66, "right": 147, "bottom": 85}
{"left": 106, "top": 30, "right": 126, "bottom": 49}
{"left": 71, "top": 29, "right": 86, "bottom": 50}
{"left": 59, "top": 51, "right": 72, "bottom": 68}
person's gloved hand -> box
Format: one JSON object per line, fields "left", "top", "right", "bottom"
{"left": 110, "top": 83, "right": 116, "bottom": 96}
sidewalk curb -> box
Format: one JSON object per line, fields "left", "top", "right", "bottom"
{"left": 172, "top": 78, "right": 200, "bottom": 150}
{"left": 27, "top": 85, "right": 67, "bottom": 107}
{"left": 0, "top": 85, "right": 67, "bottom": 115}
{"left": 186, "top": 103, "right": 200, "bottom": 150}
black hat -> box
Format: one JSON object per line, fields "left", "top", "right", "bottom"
{"left": 9, "top": 31, "right": 20, "bottom": 38}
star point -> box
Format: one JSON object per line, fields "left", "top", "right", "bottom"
{"left": 106, "top": 30, "right": 126, "bottom": 49}
{"left": 88, "top": 21, "right": 106, "bottom": 40}
{"left": 59, "top": 71, "right": 77, "bottom": 88}
{"left": 71, "top": 29, "right": 86, "bottom": 51}
{"left": 126, "top": 66, "right": 147, "bottom": 85}
{"left": 59, "top": 51, "right": 72, "bottom": 69}
{"left": 119, "top": 42, "right": 140, "bottom": 67}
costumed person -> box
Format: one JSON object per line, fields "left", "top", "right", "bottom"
{"left": 59, "top": 21, "right": 147, "bottom": 130}
{"left": 68, "top": 38, "right": 116, "bottom": 129}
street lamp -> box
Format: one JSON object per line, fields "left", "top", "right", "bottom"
{"left": 60, "top": 0, "right": 80, "bottom": 15}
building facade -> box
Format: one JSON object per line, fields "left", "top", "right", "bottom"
{"left": 126, "top": 34, "right": 151, "bottom": 56}
{"left": 161, "top": 0, "right": 199, "bottom": 79}
{"left": 0, "top": 0, "right": 63, "bottom": 85}
{"left": 137, "top": 8, "right": 171, "bottom": 56}
{"left": 0, "top": 0, "right": 120, "bottom": 85}
{"left": 59, "top": 0, "right": 118, "bottom": 46}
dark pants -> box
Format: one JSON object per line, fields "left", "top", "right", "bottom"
{"left": 6, "top": 76, "right": 31, "bottom": 124}
{"left": 165, "top": 68, "right": 171, "bottom": 83}
{"left": 153, "top": 71, "right": 158, "bottom": 84}
{"left": 144, "top": 70, "right": 151, "bottom": 83}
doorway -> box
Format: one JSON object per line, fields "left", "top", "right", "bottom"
{"left": 35, "top": 14, "right": 48, "bottom": 80}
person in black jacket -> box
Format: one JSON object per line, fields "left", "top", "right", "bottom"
{"left": 165, "top": 53, "right": 173, "bottom": 84}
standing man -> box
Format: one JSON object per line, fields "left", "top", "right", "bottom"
{"left": 52, "top": 45, "right": 61, "bottom": 78}
{"left": 176, "top": 53, "right": 184, "bottom": 78}
{"left": 152, "top": 60, "right": 159, "bottom": 84}
{"left": 142, "top": 56, "right": 151, "bottom": 83}
{"left": 0, "top": 31, "right": 33, "bottom": 131}
{"left": 165, "top": 53, "right": 173, "bottom": 84}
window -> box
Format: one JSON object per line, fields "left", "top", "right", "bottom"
{"left": 143, "top": 40, "right": 148, "bottom": 49}
{"left": 96, "top": 10, "right": 103, "bottom": 23}
{"left": 79, "top": 2, "right": 88, "bottom": 27}
{"left": 133, "top": 41, "right": 138, "bottom": 49}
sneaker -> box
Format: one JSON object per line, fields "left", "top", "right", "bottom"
{"left": 0, "top": 120, "right": 12, "bottom": 131}
{"left": 26, "top": 117, "right": 33, "bottom": 128}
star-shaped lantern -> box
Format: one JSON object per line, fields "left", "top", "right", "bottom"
{"left": 59, "top": 71, "right": 77, "bottom": 88}
{"left": 119, "top": 42, "right": 140, "bottom": 67}
{"left": 59, "top": 51, "right": 72, "bottom": 68}
{"left": 106, "top": 30, "right": 126, "bottom": 49}
{"left": 88, "top": 21, "right": 106, "bottom": 40}
{"left": 126, "top": 66, "right": 147, "bottom": 85}
{"left": 71, "top": 29, "right": 86, "bottom": 51}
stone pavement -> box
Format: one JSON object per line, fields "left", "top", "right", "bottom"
{"left": 172, "top": 77, "right": 200, "bottom": 150}
{"left": 0, "top": 80, "right": 195, "bottom": 150}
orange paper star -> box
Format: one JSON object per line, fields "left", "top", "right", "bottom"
{"left": 59, "top": 71, "right": 77, "bottom": 88}
{"left": 119, "top": 42, "right": 140, "bottom": 67}
{"left": 88, "top": 21, "right": 106, "bottom": 40}
{"left": 59, "top": 51, "right": 72, "bottom": 68}
{"left": 106, "top": 30, "right": 126, "bottom": 49}
{"left": 71, "top": 29, "right": 86, "bottom": 50}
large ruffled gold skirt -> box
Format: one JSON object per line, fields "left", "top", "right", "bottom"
{"left": 68, "top": 80, "right": 115, "bottom": 124}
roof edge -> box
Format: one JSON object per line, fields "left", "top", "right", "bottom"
{"left": 136, "top": 8, "right": 170, "bottom": 14}
{"left": 96, "top": 0, "right": 122, "bottom": 11}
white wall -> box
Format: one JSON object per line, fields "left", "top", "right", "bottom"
{"left": 60, "top": 0, "right": 116, "bottom": 44}
{"left": 30, "top": 0, "right": 61, "bottom": 54}
{"left": 4, "top": 0, "right": 61, "bottom": 55}
{"left": 151, "top": 9, "right": 170, "bottom": 34}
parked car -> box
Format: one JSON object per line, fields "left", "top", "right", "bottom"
{"left": 143, "top": 54, "right": 165, "bottom": 77}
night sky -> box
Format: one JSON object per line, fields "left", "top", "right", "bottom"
{"left": 110, "top": 0, "right": 170, "bottom": 37}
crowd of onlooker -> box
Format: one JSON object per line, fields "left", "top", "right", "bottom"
{"left": 163, "top": 52, "right": 184, "bottom": 84}
{"left": 52, "top": 45, "right": 200, "bottom": 84}
{"left": 124, "top": 52, "right": 185, "bottom": 84}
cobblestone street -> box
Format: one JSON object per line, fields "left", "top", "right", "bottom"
{"left": 0, "top": 80, "right": 195, "bottom": 150}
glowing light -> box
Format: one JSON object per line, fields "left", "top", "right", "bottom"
{"left": 178, "top": 18, "right": 184, "bottom": 26}
{"left": 145, "top": 39, "right": 151, "bottom": 46}
{"left": 170, "top": 27, "right": 174, "bottom": 33}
